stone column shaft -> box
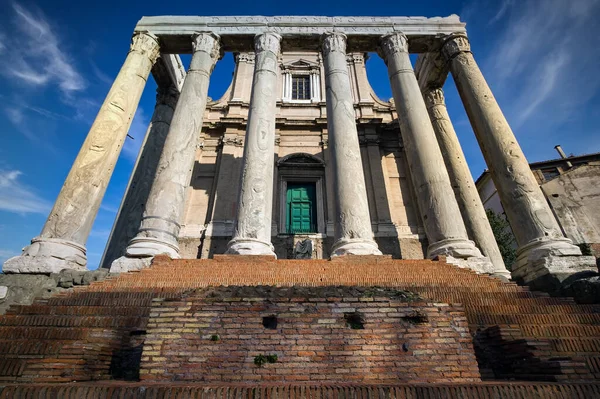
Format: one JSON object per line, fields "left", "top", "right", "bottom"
{"left": 322, "top": 32, "right": 381, "bottom": 256}
{"left": 3, "top": 32, "right": 159, "bottom": 273}
{"left": 379, "top": 32, "right": 490, "bottom": 270}
{"left": 226, "top": 32, "right": 282, "bottom": 256}
{"left": 101, "top": 84, "right": 179, "bottom": 268}
{"left": 443, "top": 34, "right": 596, "bottom": 286}
{"left": 424, "top": 87, "right": 509, "bottom": 277}
{"left": 111, "top": 33, "right": 220, "bottom": 272}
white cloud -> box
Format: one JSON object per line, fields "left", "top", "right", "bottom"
{"left": 475, "top": 0, "right": 600, "bottom": 128}
{"left": 0, "top": 3, "right": 85, "bottom": 94}
{"left": 0, "top": 170, "right": 51, "bottom": 214}
{"left": 5, "top": 107, "right": 24, "bottom": 125}
{"left": 0, "top": 249, "right": 19, "bottom": 263}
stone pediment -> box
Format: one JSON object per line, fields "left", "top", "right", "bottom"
{"left": 281, "top": 59, "right": 320, "bottom": 72}
{"left": 277, "top": 153, "right": 325, "bottom": 167}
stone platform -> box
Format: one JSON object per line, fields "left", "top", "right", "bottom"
{"left": 0, "top": 256, "right": 599, "bottom": 397}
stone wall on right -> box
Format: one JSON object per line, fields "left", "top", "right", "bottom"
{"left": 541, "top": 162, "right": 600, "bottom": 257}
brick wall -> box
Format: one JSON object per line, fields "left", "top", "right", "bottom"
{"left": 140, "top": 287, "right": 480, "bottom": 383}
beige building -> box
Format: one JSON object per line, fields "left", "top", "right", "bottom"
{"left": 104, "top": 50, "right": 425, "bottom": 263}
{"left": 477, "top": 148, "right": 600, "bottom": 259}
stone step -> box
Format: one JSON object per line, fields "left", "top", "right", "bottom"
{"left": 1, "top": 382, "right": 600, "bottom": 398}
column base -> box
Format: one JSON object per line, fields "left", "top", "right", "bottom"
{"left": 110, "top": 256, "right": 154, "bottom": 273}
{"left": 511, "top": 238, "right": 598, "bottom": 292}
{"left": 109, "top": 236, "right": 180, "bottom": 273}
{"left": 2, "top": 237, "right": 87, "bottom": 274}
{"left": 427, "top": 238, "right": 483, "bottom": 259}
{"left": 445, "top": 255, "right": 496, "bottom": 275}
{"left": 331, "top": 238, "right": 382, "bottom": 257}
{"left": 125, "top": 236, "right": 180, "bottom": 258}
{"left": 225, "top": 238, "right": 277, "bottom": 257}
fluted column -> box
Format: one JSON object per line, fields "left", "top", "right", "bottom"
{"left": 321, "top": 32, "right": 381, "bottom": 256}
{"left": 111, "top": 33, "right": 220, "bottom": 272}
{"left": 226, "top": 32, "right": 281, "bottom": 256}
{"left": 442, "top": 34, "right": 596, "bottom": 286}
{"left": 424, "top": 87, "right": 509, "bottom": 278}
{"left": 101, "top": 84, "right": 179, "bottom": 269}
{"left": 379, "top": 32, "right": 491, "bottom": 271}
{"left": 3, "top": 32, "right": 160, "bottom": 274}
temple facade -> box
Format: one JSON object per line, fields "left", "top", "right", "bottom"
{"left": 3, "top": 16, "right": 597, "bottom": 291}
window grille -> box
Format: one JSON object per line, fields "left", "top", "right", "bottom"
{"left": 291, "top": 75, "right": 311, "bottom": 100}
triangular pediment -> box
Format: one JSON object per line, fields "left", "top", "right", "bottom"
{"left": 282, "top": 58, "right": 320, "bottom": 69}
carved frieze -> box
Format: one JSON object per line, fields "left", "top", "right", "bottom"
{"left": 218, "top": 136, "right": 244, "bottom": 147}
{"left": 358, "top": 137, "right": 381, "bottom": 146}
{"left": 130, "top": 31, "right": 160, "bottom": 64}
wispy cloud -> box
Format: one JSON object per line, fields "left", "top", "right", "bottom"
{"left": 90, "top": 61, "right": 113, "bottom": 86}
{"left": 479, "top": 0, "right": 600, "bottom": 128}
{"left": 0, "top": 3, "right": 85, "bottom": 94}
{"left": 0, "top": 169, "right": 51, "bottom": 214}
{"left": 0, "top": 249, "right": 19, "bottom": 263}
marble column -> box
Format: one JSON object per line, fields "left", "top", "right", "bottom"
{"left": 379, "top": 32, "right": 492, "bottom": 272}
{"left": 111, "top": 32, "right": 220, "bottom": 272}
{"left": 442, "top": 34, "right": 596, "bottom": 286}
{"left": 3, "top": 32, "right": 160, "bottom": 274}
{"left": 424, "top": 87, "right": 509, "bottom": 278}
{"left": 101, "top": 84, "right": 179, "bottom": 269}
{"left": 321, "top": 32, "right": 382, "bottom": 256}
{"left": 226, "top": 32, "right": 282, "bottom": 256}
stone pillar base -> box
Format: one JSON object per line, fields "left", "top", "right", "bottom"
{"left": 512, "top": 238, "right": 598, "bottom": 292}
{"left": 427, "top": 238, "right": 482, "bottom": 259}
{"left": 125, "top": 236, "right": 180, "bottom": 258}
{"left": 445, "top": 255, "right": 499, "bottom": 276}
{"left": 110, "top": 256, "right": 153, "bottom": 273}
{"left": 2, "top": 237, "right": 87, "bottom": 274}
{"left": 226, "top": 238, "right": 277, "bottom": 257}
{"left": 331, "top": 238, "right": 383, "bottom": 257}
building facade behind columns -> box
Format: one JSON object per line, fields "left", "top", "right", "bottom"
{"left": 173, "top": 51, "right": 423, "bottom": 260}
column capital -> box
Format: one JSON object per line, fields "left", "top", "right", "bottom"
{"left": 254, "top": 32, "right": 282, "bottom": 55}
{"left": 235, "top": 52, "right": 255, "bottom": 64}
{"left": 379, "top": 32, "right": 409, "bottom": 62}
{"left": 321, "top": 32, "right": 347, "bottom": 55}
{"left": 156, "top": 84, "right": 180, "bottom": 109}
{"left": 423, "top": 87, "right": 445, "bottom": 108}
{"left": 192, "top": 32, "right": 222, "bottom": 61}
{"left": 130, "top": 31, "right": 160, "bottom": 64}
{"left": 441, "top": 34, "right": 471, "bottom": 62}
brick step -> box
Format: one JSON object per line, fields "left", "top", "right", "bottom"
{"left": 6, "top": 305, "right": 152, "bottom": 316}
{"left": 1, "top": 382, "right": 600, "bottom": 398}
{"left": 0, "top": 326, "right": 130, "bottom": 340}
{"left": 465, "top": 304, "right": 600, "bottom": 315}
{"left": 468, "top": 313, "right": 600, "bottom": 325}
{"left": 0, "top": 315, "right": 147, "bottom": 328}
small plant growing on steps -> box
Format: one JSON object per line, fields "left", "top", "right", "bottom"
{"left": 210, "top": 334, "right": 220, "bottom": 342}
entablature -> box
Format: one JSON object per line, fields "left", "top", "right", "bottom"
{"left": 135, "top": 15, "right": 466, "bottom": 53}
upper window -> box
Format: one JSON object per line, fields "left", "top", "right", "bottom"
{"left": 281, "top": 59, "right": 321, "bottom": 103}
{"left": 292, "top": 75, "right": 311, "bottom": 100}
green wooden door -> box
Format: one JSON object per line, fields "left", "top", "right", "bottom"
{"left": 286, "top": 183, "right": 316, "bottom": 234}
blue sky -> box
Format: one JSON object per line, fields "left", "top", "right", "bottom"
{"left": 1, "top": 0, "right": 599, "bottom": 269}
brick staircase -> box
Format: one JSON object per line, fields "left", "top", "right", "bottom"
{"left": 0, "top": 255, "right": 599, "bottom": 397}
